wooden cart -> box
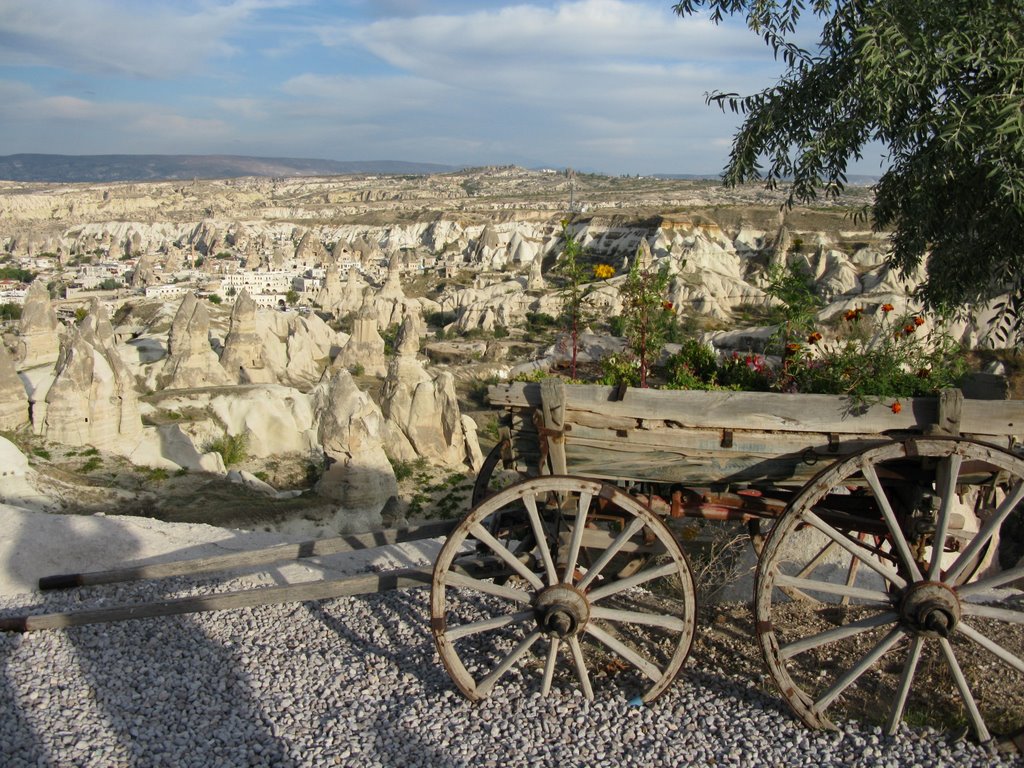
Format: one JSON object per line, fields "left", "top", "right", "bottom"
{"left": 6, "top": 379, "right": 1024, "bottom": 747}
{"left": 430, "top": 379, "right": 1024, "bottom": 746}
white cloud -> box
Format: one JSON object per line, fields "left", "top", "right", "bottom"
{"left": 0, "top": 0, "right": 303, "bottom": 78}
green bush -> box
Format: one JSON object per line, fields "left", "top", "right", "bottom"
{"left": 203, "top": 433, "right": 248, "bottom": 466}
{"left": 598, "top": 353, "right": 640, "bottom": 387}
{"left": 81, "top": 457, "right": 102, "bottom": 473}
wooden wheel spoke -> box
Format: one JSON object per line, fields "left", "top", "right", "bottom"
{"left": 960, "top": 603, "right": 1024, "bottom": 625}
{"left": 938, "top": 637, "right": 990, "bottom": 743}
{"left": 562, "top": 491, "right": 592, "bottom": 583}
{"left": 443, "top": 572, "right": 533, "bottom": 605}
{"left": 589, "top": 606, "right": 688, "bottom": 632}
{"left": 587, "top": 562, "right": 679, "bottom": 603}
{"left": 802, "top": 510, "right": 907, "bottom": 589}
{"left": 522, "top": 492, "right": 558, "bottom": 585}
{"left": 779, "top": 611, "right": 898, "bottom": 661}
{"left": 862, "top": 463, "right": 924, "bottom": 582}
{"left": 796, "top": 540, "right": 840, "bottom": 579}
{"left": 585, "top": 623, "right": 662, "bottom": 682}
{"left": 841, "top": 536, "right": 867, "bottom": 606}
{"left": 576, "top": 517, "right": 647, "bottom": 591}
{"left": 947, "top": 479, "right": 1024, "bottom": 585}
{"left": 445, "top": 610, "right": 534, "bottom": 641}
{"left": 956, "top": 565, "right": 1024, "bottom": 597}
{"left": 541, "top": 637, "right": 561, "bottom": 696}
{"left": 469, "top": 523, "right": 544, "bottom": 591}
{"left": 476, "top": 631, "right": 542, "bottom": 698}
{"left": 929, "top": 454, "right": 964, "bottom": 580}
{"left": 813, "top": 627, "right": 904, "bottom": 713}
{"left": 434, "top": 476, "right": 695, "bottom": 705}
{"left": 955, "top": 621, "right": 1024, "bottom": 675}
{"left": 774, "top": 574, "right": 893, "bottom": 605}
{"left": 568, "top": 636, "right": 594, "bottom": 700}
{"left": 886, "top": 635, "right": 924, "bottom": 736}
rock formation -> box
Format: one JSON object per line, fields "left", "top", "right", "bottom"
{"left": 160, "top": 293, "right": 231, "bottom": 389}
{"left": 219, "top": 289, "right": 272, "bottom": 384}
{"left": 0, "top": 342, "right": 29, "bottom": 431}
{"left": 334, "top": 303, "right": 387, "bottom": 377}
{"left": 16, "top": 281, "right": 60, "bottom": 369}
{"left": 380, "top": 317, "right": 483, "bottom": 470}
{"left": 526, "top": 250, "right": 545, "bottom": 291}
{"left": 311, "top": 368, "right": 396, "bottom": 520}
{"left": 42, "top": 304, "right": 144, "bottom": 452}
{"left": 314, "top": 264, "right": 344, "bottom": 316}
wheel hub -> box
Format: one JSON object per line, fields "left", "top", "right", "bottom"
{"left": 899, "top": 581, "right": 961, "bottom": 638}
{"left": 534, "top": 584, "right": 590, "bottom": 639}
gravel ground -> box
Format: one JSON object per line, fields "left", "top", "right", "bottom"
{"left": 1, "top": 571, "right": 1021, "bottom": 768}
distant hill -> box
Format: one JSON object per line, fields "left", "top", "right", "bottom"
{"left": 0, "top": 154, "right": 460, "bottom": 183}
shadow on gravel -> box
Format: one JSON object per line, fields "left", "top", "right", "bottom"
{"left": 0, "top": 635, "right": 49, "bottom": 766}
{"left": 302, "top": 587, "right": 451, "bottom": 693}
{"left": 1, "top": 524, "right": 297, "bottom": 768}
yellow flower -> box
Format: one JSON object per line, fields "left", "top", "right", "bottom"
{"left": 593, "top": 264, "right": 615, "bottom": 279}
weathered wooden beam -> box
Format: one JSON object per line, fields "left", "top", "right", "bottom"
{"left": 540, "top": 377, "right": 569, "bottom": 475}
{"left": 38, "top": 520, "right": 458, "bottom": 591}
{"left": 2, "top": 567, "right": 433, "bottom": 633}
{"left": 490, "top": 382, "right": 1024, "bottom": 440}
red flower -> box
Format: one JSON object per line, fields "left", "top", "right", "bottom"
{"left": 807, "top": 331, "right": 823, "bottom": 344}
{"left": 913, "top": 316, "right": 925, "bottom": 327}
{"left": 844, "top": 307, "right": 863, "bottom": 322}
{"left": 881, "top": 303, "right": 894, "bottom": 313}
{"left": 785, "top": 342, "right": 801, "bottom": 354}
{"left": 904, "top": 324, "right": 916, "bottom": 335}
{"left": 662, "top": 301, "right": 674, "bottom": 311}
{"left": 891, "top": 401, "right": 902, "bottom": 414}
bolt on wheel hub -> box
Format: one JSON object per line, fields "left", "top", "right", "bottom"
{"left": 534, "top": 584, "right": 590, "bottom": 639}
{"left": 899, "top": 581, "right": 961, "bottom": 638}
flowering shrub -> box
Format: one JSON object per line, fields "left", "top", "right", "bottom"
{"left": 779, "top": 307, "right": 967, "bottom": 401}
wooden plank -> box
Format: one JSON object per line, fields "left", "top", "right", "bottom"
{"left": 38, "top": 520, "right": 459, "bottom": 591}
{"left": 960, "top": 399, "right": 1024, "bottom": 441}
{"left": 2, "top": 568, "right": 433, "bottom": 633}
{"left": 492, "top": 382, "right": 934, "bottom": 435}
{"left": 491, "top": 382, "right": 1024, "bottom": 439}
{"left": 540, "top": 377, "right": 569, "bottom": 475}
{"left": 558, "top": 441, "right": 880, "bottom": 486}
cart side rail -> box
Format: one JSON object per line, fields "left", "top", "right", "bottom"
{"left": 489, "top": 382, "right": 1023, "bottom": 441}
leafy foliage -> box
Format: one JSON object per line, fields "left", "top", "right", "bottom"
{"left": 203, "top": 433, "right": 248, "bottom": 466}
{"left": 554, "top": 222, "right": 598, "bottom": 379}
{"left": 763, "top": 262, "right": 822, "bottom": 356}
{"left": 0, "top": 267, "right": 36, "bottom": 283}
{"left": 617, "top": 259, "right": 674, "bottom": 387}
{"left": 673, "top": 0, "right": 1024, "bottom": 327}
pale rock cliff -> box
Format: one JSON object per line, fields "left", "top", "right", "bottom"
{"left": 380, "top": 317, "right": 483, "bottom": 470}
{"left": 0, "top": 341, "right": 29, "bottom": 431}
{"left": 219, "top": 289, "right": 272, "bottom": 384}
{"left": 42, "top": 309, "right": 144, "bottom": 452}
{"left": 311, "top": 369, "right": 396, "bottom": 521}
{"left": 334, "top": 303, "right": 387, "bottom": 377}
{"left": 16, "top": 281, "right": 61, "bottom": 369}
{"left": 160, "top": 294, "right": 231, "bottom": 390}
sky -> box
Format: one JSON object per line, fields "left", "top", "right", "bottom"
{"left": 0, "top": 0, "right": 887, "bottom": 176}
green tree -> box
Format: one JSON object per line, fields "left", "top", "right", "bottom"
{"left": 673, "top": 1, "right": 1024, "bottom": 331}
{"left": 618, "top": 259, "right": 674, "bottom": 388}
{"left": 555, "top": 222, "right": 597, "bottom": 380}
{"left": 285, "top": 289, "right": 299, "bottom": 306}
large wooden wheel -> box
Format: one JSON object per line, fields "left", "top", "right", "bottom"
{"left": 432, "top": 476, "right": 697, "bottom": 703}
{"left": 756, "top": 436, "right": 1024, "bottom": 746}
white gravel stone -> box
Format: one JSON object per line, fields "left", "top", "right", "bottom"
{"left": 0, "top": 575, "right": 1020, "bottom": 768}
